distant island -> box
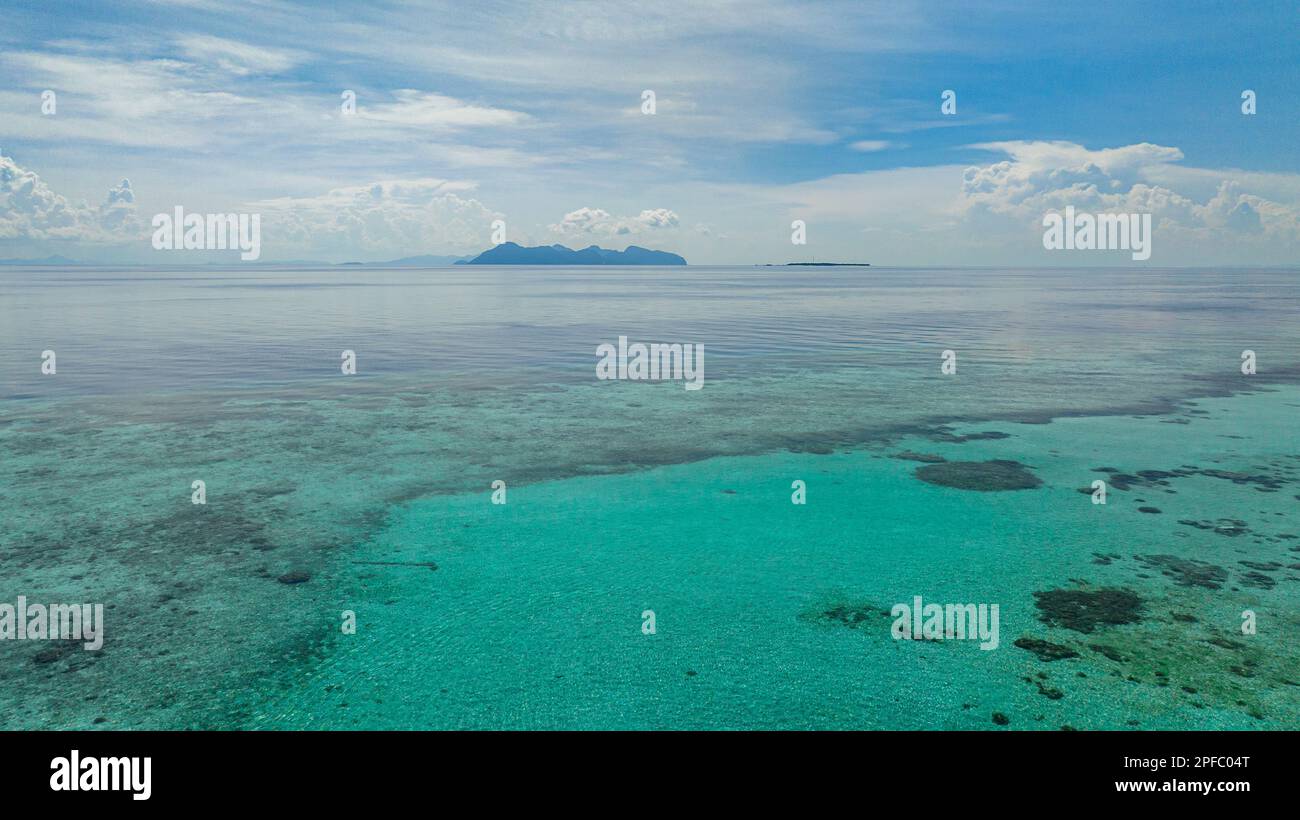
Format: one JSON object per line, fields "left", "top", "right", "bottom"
{"left": 0, "top": 247, "right": 687, "bottom": 267}
{"left": 0, "top": 255, "right": 83, "bottom": 266}
{"left": 460, "top": 242, "right": 686, "bottom": 265}
{"left": 357, "top": 254, "right": 474, "bottom": 267}
{"left": 764, "top": 262, "right": 870, "bottom": 267}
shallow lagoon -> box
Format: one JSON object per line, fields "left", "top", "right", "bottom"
{"left": 1, "top": 266, "right": 1296, "bottom": 729}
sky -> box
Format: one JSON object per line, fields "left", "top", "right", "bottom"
{"left": 0, "top": 0, "right": 1297, "bottom": 265}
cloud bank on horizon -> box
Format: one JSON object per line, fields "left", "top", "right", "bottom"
{"left": 0, "top": 0, "right": 1296, "bottom": 265}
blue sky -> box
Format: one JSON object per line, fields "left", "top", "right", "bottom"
{"left": 1, "top": 0, "right": 1297, "bottom": 264}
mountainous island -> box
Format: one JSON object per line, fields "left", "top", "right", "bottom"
{"left": 459, "top": 242, "right": 686, "bottom": 265}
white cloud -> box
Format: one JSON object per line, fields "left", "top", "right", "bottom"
{"left": 245, "top": 177, "right": 502, "bottom": 258}
{"left": 352, "top": 90, "right": 529, "bottom": 131}
{"left": 848, "top": 140, "right": 893, "bottom": 152}
{"left": 0, "top": 51, "right": 263, "bottom": 148}
{"left": 549, "top": 206, "right": 680, "bottom": 237}
{"left": 0, "top": 153, "right": 140, "bottom": 242}
{"left": 177, "top": 34, "right": 303, "bottom": 75}
{"left": 960, "top": 140, "right": 1300, "bottom": 243}
{"left": 328, "top": 1, "right": 936, "bottom": 94}
{"left": 0, "top": 48, "right": 531, "bottom": 158}
{"left": 616, "top": 140, "right": 1300, "bottom": 265}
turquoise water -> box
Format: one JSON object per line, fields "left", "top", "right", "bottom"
{"left": 1, "top": 266, "right": 1297, "bottom": 729}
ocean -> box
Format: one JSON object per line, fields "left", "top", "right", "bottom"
{"left": 1, "top": 265, "right": 1297, "bottom": 729}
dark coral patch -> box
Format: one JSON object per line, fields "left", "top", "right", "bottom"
{"left": 1178, "top": 518, "right": 1250, "bottom": 537}
{"left": 1094, "top": 465, "right": 1287, "bottom": 493}
{"left": 1032, "top": 588, "right": 1142, "bottom": 633}
{"left": 930, "top": 429, "right": 1011, "bottom": 444}
{"left": 803, "top": 601, "right": 889, "bottom": 630}
{"left": 1239, "top": 560, "right": 1282, "bottom": 571}
{"left": 31, "top": 640, "right": 83, "bottom": 666}
{"left": 1035, "top": 681, "right": 1065, "bottom": 700}
{"left": 1198, "top": 469, "right": 1286, "bottom": 491}
{"left": 892, "top": 451, "right": 946, "bottom": 463}
{"left": 1014, "top": 637, "right": 1079, "bottom": 661}
{"left": 915, "top": 460, "right": 1042, "bottom": 491}
{"left": 1089, "top": 643, "right": 1127, "bottom": 662}
{"left": 1134, "top": 554, "right": 1228, "bottom": 589}
{"left": 1238, "top": 571, "right": 1276, "bottom": 590}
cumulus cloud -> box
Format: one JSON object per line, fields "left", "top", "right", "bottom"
{"left": 960, "top": 140, "right": 1300, "bottom": 242}
{"left": 246, "top": 177, "right": 502, "bottom": 257}
{"left": 0, "top": 153, "right": 141, "bottom": 242}
{"left": 549, "top": 206, "right": 680, "bottom": 237}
